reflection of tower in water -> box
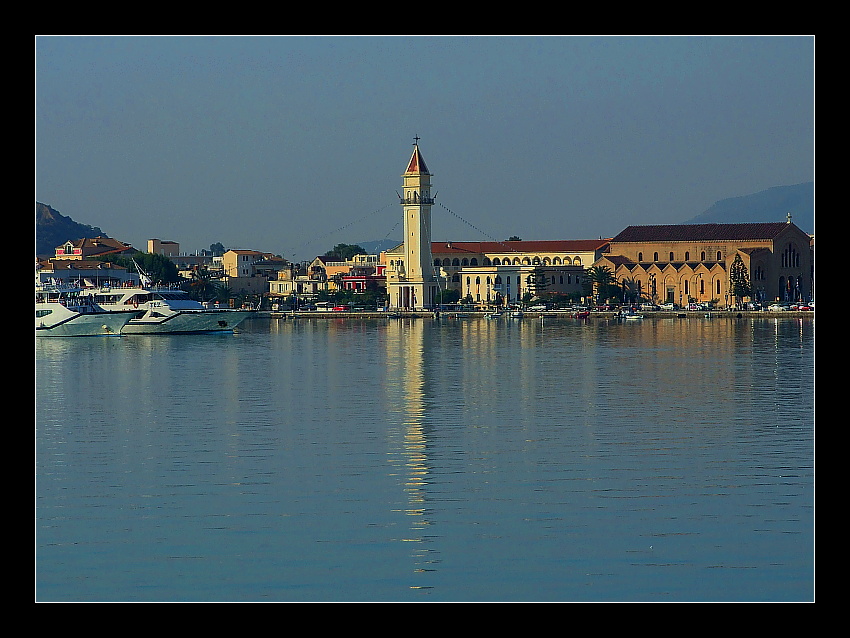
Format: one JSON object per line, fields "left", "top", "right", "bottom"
{"left": 383, "top": 318, "right": 439, "bottom": 585}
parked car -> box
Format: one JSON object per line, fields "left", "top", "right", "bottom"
{"left": 660, "top": 302, "right": 678, "bottom": 310}
{"left": 640, "top": 303, "right": 660, "bottom": 311}
{"left": 767, "top": 303, "right": 789, "bottom": 311}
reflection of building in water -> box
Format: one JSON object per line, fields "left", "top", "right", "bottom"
{"left": 383, "top": 318, "right": 439, "bottom": 584}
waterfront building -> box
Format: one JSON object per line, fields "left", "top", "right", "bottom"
{"left": 386, "top": 140, "right": 439, "bottom": 310}
{"left": 269, "top": 266, "right": 325, "bottom": 299}
{"left": 37, "top": 257, "right": 139, "bottom": 288}
{"left": 591, "top": 217, "right": 813, "bottom": 306}
{"left": 221, "top": 249, "right": 289, "bottom": 295}
{"left": 427, "top": 240, "right": 608, "bottom": 305}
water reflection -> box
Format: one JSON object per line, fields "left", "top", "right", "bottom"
{"left": 37, "top": 315, "right": 814, "bottom": 601}
{"left": 382, "top": 318, "right": 438, "bottom": 588}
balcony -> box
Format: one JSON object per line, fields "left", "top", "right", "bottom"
{"left": 399, "top": 195, "right": 435, "bottom": 205}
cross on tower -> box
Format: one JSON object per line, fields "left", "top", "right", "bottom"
{"left": 413, "top": 135, "right": 420, "bottom": 146}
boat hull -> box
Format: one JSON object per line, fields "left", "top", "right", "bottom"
{"left": 121, "top": 309, "right": 255, "bottom": 334}
{"left": 36, "top": 308, "right": 135, "bottom": 337}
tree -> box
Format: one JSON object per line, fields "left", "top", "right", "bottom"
{"left": 94, "top": 252, "right": 179, "bottom": 284}
{"left": 584, "top": 265, "right": 615, "bottom": 303}
{"left": 324, "top": 243, "right": 366, "bottom": 261}
{"left": 526, "top": 268, "right": 549, "bottom": 299}
{"left": 505, "top": 236, "right": 522, "bottom": 241}
{"left": 435, "top": 288, "right": 460, "bottom": 305}
{"left": 729, "top": 254, "right": 751, "bottom": 307}
{"left": 620, "top": 277, "right": 641, "bottom": 304}
{"left": 184, "top": 267, "right": 220, "bottom": 302}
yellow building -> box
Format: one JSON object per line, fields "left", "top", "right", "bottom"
{"left": 591, "top": 217, "right": 813, "bottom": 307}
{"left": 395, "top": 239, "right": 608, "bottom": 305}
{"left": 147, "top": 239, "right": 180, "bottom": 256}
{"left": 386, "top": 140, "right": 439, "bottom": 309}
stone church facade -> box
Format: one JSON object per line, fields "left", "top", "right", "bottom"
{"left": 591, "top": 217, "right": 813, "bottom": 306}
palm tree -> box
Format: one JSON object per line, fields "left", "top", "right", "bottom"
{"left": 620, "top": 277, "right": 641, "bottom": 304}
{"left": 185, "top": 267, "right": 219, "bottom": 302}
{"left": 585, "top": 266, "right": 615, "bottom": 303}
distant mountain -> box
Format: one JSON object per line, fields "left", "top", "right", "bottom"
{"left": 683, "top": 182, "right": 814, "bottom": 233}
{"left": 36, "top": 202, "right": 108, "bottom": 257}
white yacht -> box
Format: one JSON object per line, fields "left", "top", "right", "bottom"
{"left": 87, "top": 285, "right": 255, "bottom": 334}
{"left": 36, "top": 283, "right": 136, "bottom": 337}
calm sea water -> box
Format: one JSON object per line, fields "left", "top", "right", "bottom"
{"left": 35, "top": 315, "right": 815, "bottom": 602}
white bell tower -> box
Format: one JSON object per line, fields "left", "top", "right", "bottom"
{"left": 391, "top": 138, "right": 438, "bottom": 310}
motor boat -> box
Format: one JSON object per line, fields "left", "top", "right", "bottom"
{"left": 86, "top": 284, "right": 255, "bottom": 334}
{"left": 36, "top": 282, "right": 136, "bottom": 337}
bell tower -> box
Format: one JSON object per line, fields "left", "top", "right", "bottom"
{"left": 392, "top": 138, "right": 438, "bottom": 310}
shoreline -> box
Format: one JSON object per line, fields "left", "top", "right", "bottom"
{"left": 260, "top": 310, "right": 815, "bottom": 320}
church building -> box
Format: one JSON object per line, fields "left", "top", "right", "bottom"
{"left": 385, "top": 141, "right": 440, "bottom": 310}
{"left": 591, "top": 217, "right": 813, "bottom": 306}
{"left": 384, "top": 141, "right": 610, "bottom": 309}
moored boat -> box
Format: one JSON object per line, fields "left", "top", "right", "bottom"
{"left": 36, "top": 283, "right": 136, "bottom": 337}
{"left": 86, "top": 284, "right": 255, "bottom": 334}
{"left": 619, "top": 309, "right": 643, "bottom": 320}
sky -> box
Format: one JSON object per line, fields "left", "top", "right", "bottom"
{"left": 35, "top": 36, "right": 814, "bottom": 262}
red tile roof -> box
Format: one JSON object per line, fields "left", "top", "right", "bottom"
{"left": 612, "top": 222, "right": 793, "bottom": 243}
{"left": 405, "top": 145, "right": 430, "bottom": 175}
{"left": 431, "top": 240, "right": 610, "bottom": 254}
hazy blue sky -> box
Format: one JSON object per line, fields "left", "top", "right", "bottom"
{"left": 36, "top": 36, "right": 814, "bottom": 261}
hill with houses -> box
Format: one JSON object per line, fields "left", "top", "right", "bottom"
{"left": 36, "top": 202, "right": 107, "bottom": 257}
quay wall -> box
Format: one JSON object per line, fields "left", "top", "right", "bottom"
{"left": 261, "top": 310, "right": 814, "bottom": 320}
